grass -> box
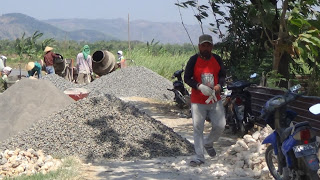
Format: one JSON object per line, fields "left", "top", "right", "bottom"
{"left": 128, "top": 48, "right": 194, "bottom": 80}
{"left": 3, "top": 157, "right": 83, "bottom": 180}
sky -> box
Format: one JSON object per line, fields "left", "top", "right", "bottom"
{"left": 0, "top": 0, "right": 211, "bottom": 25}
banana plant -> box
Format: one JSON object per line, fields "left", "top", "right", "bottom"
{"left": 15, "top": 31, "right": 44, "bottom": 60}
{"left": 288, "top": 3, "right": 320, "bottom": 76}
{"left": 15, "top": 31, "right": 56, "bottom": 62}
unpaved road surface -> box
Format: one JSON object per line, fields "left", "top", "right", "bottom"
{"left": 79, "top": 97, "right": 246, "bottom": 180}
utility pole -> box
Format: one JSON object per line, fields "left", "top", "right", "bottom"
{"left": 128, "top": 13, "right": 131, "bottom": 59}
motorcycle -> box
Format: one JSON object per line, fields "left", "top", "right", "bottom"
{"left": 167, "top": 66, "right": 190, "bottom": 109}
{"left": 223, "top": 73, "right": 257, "bottom": 136}
{"left": 261, "top": 84, "right": 320, "bottom": 180}
{"left": 309, "top": 103, "right": 320, "bottom": 115}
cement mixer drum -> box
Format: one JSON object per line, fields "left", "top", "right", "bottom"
{"left": 92, "top": 50, "right": 116, "bottom": 76}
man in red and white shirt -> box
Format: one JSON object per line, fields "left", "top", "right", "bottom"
{"left": 184, "top": 34, "right": 226, "bottom": 167}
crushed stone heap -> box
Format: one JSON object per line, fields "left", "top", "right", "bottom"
{"left": 0, "top": 78, "right": 74, "bottom": 141}
{"left": 42, "top": 66, "right": 175, "bottom": 101}
{"left": 0, "top": 94, "right": 194, "bottom": 161}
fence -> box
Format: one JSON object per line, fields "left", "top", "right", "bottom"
{"left": 247, "top": 86, "right": 320, "bottom": 135}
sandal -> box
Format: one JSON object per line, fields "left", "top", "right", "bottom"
{"left": 205, "top": 146, "right": 216, "bottom": 157}
{"left": 189, "top": 159, "right": 204, "bottom": 167}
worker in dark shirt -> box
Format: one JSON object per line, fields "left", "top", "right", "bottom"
{"left": 184, "top": 34, "right": 226, "bottom": 167}
{"left": 43, "top": 46, "right": 59, "bottom": 74}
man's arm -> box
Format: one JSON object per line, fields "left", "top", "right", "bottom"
{"left": 184, "top": 54, "right": 199, "bottom": 89}
{"left": 52, "top": 52, "right": 60, "bottom": 58}
{"left": 37, "top": 67, "right": 41, "bottom": 78}
{"left": 213, "top": 54, "right": 226, "bottom": 88}
{"left": 27, "top": 70, "right": 33, "bottom": 77}
{"left": 88, "top": 56, "right": 93, "bottom": 73}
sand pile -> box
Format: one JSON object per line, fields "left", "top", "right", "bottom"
{"left": 0, "top": 78, "right": 74, "bottom": 141}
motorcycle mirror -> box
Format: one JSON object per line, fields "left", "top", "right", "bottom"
{"left": 289, "top": 84, "right": 301, "bottom": 93}
{"left": 309, "top": 103, "right": 320, "bottom": 115}
{"left": 250, "top": 73, "right": 257, "bottom": 79}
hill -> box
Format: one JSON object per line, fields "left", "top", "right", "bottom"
{"left": 0, "top": 13, "right": 214, "bottom": 44}
{"left": 0, "top": 13, "right": 114, "bottom": 42}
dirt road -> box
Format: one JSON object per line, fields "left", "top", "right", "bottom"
{"left": 78, "top": 97, "right": 245, "bottom": 180}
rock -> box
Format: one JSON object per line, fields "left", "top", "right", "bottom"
{"left": 0, "top": 149, "right": 62, "bottom": 179}
{"left": 252, "top": 131, "right": 260, "bottom": 140}
{"left": 236, "top": 140, "right": 249, "bottom": 149}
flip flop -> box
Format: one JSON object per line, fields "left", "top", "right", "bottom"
{"left": 189, "top": 159, "right": 204, "bottom": 167}
{"left": 205, "top": 146, "right": 216, "bottom": 157}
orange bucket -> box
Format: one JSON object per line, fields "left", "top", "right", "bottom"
{"left": 64, "top": 88, "right": 90, "bottom": 101}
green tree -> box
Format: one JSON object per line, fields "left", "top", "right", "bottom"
{"left": 176, "top": 0, "right": 320, "bottom": 90}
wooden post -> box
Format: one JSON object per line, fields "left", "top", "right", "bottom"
{"left": 71, "top": 59, "right": 74, "bottom": 82}
{"left": 128, "top": 14, "right": 131, "bottom": 60}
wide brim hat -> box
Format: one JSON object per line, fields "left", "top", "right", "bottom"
{"left": 26, "top": 62, "right": 35, "bottom": 71}
{"left": 44, "top": 46, "right": 53, "bottom": 53}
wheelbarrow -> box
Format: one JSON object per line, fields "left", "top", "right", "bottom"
{"left": 63, "top": 88, "right": 90, "bottom": 101}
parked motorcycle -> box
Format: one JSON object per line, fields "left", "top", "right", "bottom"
{"left": 309, "top": 103, "right": 320, "bottom": 115}
{"left": 223, "top": 73, "right": 257, "bottom": 136}
{"left": 167, "top": 66, "right": 190, "bottom": 109}
{"left": 261, "top": 84, "right": 319, "bottom": 180}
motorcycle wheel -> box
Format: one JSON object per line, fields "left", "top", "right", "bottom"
{"left": 174, "top": 90, "right": 187, "bottom": 109}
{"left": 301, "top": 171, "right": 320, "bottom": 180}
{"left": 226, "top": 107, "right": 237, "bottom": 134}
{"left": 304, "top": 170, "right": 320, "bottom": 180}
{"left": 265, "top": 145, "right": 283, "bottom": 180}
{"left": 239, "top": 121, "right": 247, "bottom": 137}
{"left": 232, "top": 105, "right": 247, "bottom": 136}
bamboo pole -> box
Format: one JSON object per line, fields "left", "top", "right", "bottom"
{"left": 128, "top": 13, "right": 131, "bottom": 59}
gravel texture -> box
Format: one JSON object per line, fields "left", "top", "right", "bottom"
{"left": 0, "top": 66, "right": 192, "bottom": 162}
{"left": 0, "top": 78, "right": 74, "bottom": 141}
{"left": 42, "top": 66, "right": 174, "bottom": 101}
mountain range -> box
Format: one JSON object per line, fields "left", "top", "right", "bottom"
{"left": 0, "top": 13, "right": 214, "bottom": 44}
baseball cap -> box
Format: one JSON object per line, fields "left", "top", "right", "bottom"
{"left": 199, "top": 34, "right": 213, "bottom": 44}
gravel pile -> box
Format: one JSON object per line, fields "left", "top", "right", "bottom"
{"left": 41, "top": 74, "right": 80, "bottom": 91}
{"left": 0, "top": 78, "right": 74, "bottom": 141}
{"left": 0, "top": 94, "right": 194, "bottom": 161}
{"left": 0, "top": 66, "right": 192, "bottom": 162}
{"left": 42, "top": 66, "right": 174, "bottom": 101}
{"left": 86, "top": 66, "right": 174, "bottom": 101}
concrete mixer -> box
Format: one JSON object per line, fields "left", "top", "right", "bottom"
{"left": 52, "top": 50, "right": 117, "bottom": 82}
{"left": 53, "top": 54, "right": 74, "bottom": 82}
{"left": 53, "top": 54, "right": 65, "bottom": 76}
{"left": 92, "top": 50, "right": 117, "bottom": 76}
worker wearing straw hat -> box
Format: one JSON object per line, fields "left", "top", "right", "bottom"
{"left": 26, "top": 61, "right": 42, "bottom": 79}
{"left": 43, "top": 46, "right": 60, "bottom": 74}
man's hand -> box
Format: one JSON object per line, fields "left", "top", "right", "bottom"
{"left": 205, "top": 90, "right": 217, "bottom": 104}
{"left": 213, "top": 84, "right": 221, "bottom": 92}
{"left": 198, "top": 84, "right": 213, "bottom": 96}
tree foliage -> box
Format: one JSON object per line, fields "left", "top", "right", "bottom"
{"left": 176, "top": 0, "right": 320, "bottom": 94}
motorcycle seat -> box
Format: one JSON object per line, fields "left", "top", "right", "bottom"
{"left": 227, "top": 80, "right": 251, "bottom": 90}
{"left": 279, "top": 121, "right": 310, "bottom": 142}
{"left": 293, "top": 121, "right": 310, "bottom": 129}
